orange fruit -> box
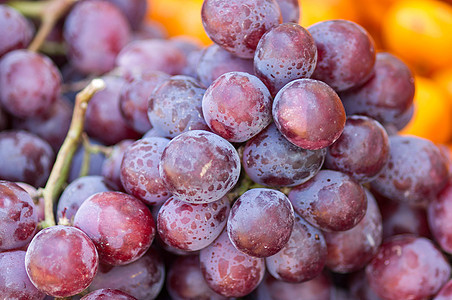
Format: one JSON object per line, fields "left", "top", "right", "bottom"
{"left": 382, "top": 0, "right": 452, "bottom": 74}
{"left": 146, "top": 0, "right": 212, "bottom": 45}
{"left": 433, "top": 68, "right": 452, "bottom": 100}
{"left": 401, "top": 76, "right": 452, "bottom": 144}
{"left": 300, "top": 0, "right": 360, "bottom": 28}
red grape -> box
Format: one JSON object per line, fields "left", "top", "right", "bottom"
{"left": 64, "top": 1, "right": 131, "bottom": 75}
{"left": 202, "top": 71, "right": 273, "bottom": 142}
{"left": 73, "top": 191, "right": 155, "bottom": 265}
{"left": 81, "top": 288, "right": 137, "bottom": 300}
{"left": 0, "top": 250, "right": 45, "bottom": 300}
{"left": 157, "top": 196, "right": 229, "bottom": 251}
{"left": 16, "top": 182, "right": 45, "bottom": 222}
{"left": 289, "top": 170, "right": 367, "bottom": 232}
{"left": 69, "top": 138, "right": 106, "bottom": 182}
{"left": 275, "top": 0, "right": 300, "bottom": 23}
{"left": 254, "top": 23, "right": 317, "bottom": 96}
{"left": 199, "top": 230, "right": 265, "bottom": 297}
{"left": 201, "top": 0, "right": 282, "bottom": 59}
{"left": 366, "top": 235, "right": 451, "bottom": 300}
{"left": 272, "top": 78, "right": 346, "bottom": 150}
{"left": 434, "top": 279, "right": 452, "bottom": 300}
{"left": 102, "top": 0, "right": 147, "bottom": 30}
{"left": 159, "top": 130, "right": 240, "bottom": 203}
{"left": 0, "top": 5, "right": 33, "bottom": 58}
{"left": 265, "top": 214, "right": 327, "bottom": 282}
{"left": 228, "top": 188, "right": 294, "bottom": 257}
{"left": 101, "top": 139, "right": 134, "bottom": 191}
{"left": 428, "top": 181, "right": 452, "bottom": 253}
{"left": 0, "top": 50, "right": 61, "bottom": 118}
{"left": 25, "top": 226, "right": 99, "bottom": 297}
{"left": 308, "top": 19, "right": 376, "bottom": 92}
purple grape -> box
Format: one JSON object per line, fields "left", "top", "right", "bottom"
{"left": 325, "top": 115, "right": 390, "bottom": 183}
{"left": 116, "top": 39, "right": 186, "bottom": 77}
{"left": 132, "top": 21, "right": 168, "bottom": 40}
{"left": 0, "top": 50, "right": 61, "bottom": 118}
{"left": 157, "top": 196, "right": 229, "bottom": 251}
{"left": 0, "top": 181, "right": 37, "bottom": 251}
{"left": 202, "top": 71, "right": 273, "bottom": 142}
{"left": 147, "top": 75, "right": 209, "bottom": 138}
{"left": 265, "top": 214, "right": 327, "bottom": 282}
{"left": 64, "top": 1, "right": 131, "bottom": 75}
{"left": 101, "top": 139, "right": 134, "bottom": 191}
{"left": 366, "top": 235, "right": 451, "bottom": 300}
{"left": 434, "top": 279, "right": 452, "bottom": 300}
{"left": 308, "top": 19, "right": 376, "bottom": 92}
{"left": 0, "top": 5, "right": 33, "bottom": 58}
{"left": 199, "top": 230, "right": 265, "bottom": 297}
{"left": 340, "top": 53, "right": 415, "bottom": 130}
{"left": 84, "top": 76, "right": 140, "bottom": 145}
{"left": 81, "top": 289, "right": 137, "bottom": 300}
{"left": 428, "top": 181, "right": 452, "bottom": 254}
{"left": 167, "top": 255, "right": 228, "bottom": 300}
{"left": 243, "top": 123, "right": 325, "bottom": 187}
{"left": 73, "top": 191, "right": 155, "bottom": 265}
{"left": 13, "top": 97, "right": 72, "bottom": 151}
{"left": 370, "top": 135, "right": 448, "bottom": 207}
{"left": 102, "top": 0, "right": 147, "bottom": 30}
{"left": 0, "top": 130, "right": 54, "bottom": 187}
{"left": 16, "top": 182, "right": 45, "bottom": 222}
{"left": 88, "top": 247, "right": 165, "bottom": 300}
{"left": 69, "top": 138, "right": 106, "bottom": 182}
{"left": 273, "top": 78, "right": 346, "bottom": 150}
{"left": 119, "top": 71, "right": 170, "bottom": 133}
{"left": 275, "top": 0, "right": 300, "bottom": 23}
{"left": 228, "top": 188, "right": 294, "bottom": 257}
{"left": 349, "top": 271, "right": 382, "bottom": 300}
{"left": 254, "top": 23, "right": 317, "bottom": 96}
{"left": 25, "top": 226, "right": 99, "bottom": 297}
{"left": 0, "top": 250, "right": 45, "bottom": 300}
{"left": 324, "top": 189, "right": 382, "bottom": 273}
{"left": 289, "top": 170, "right": 367, "bottom": 232}
{"left": 57, "top": 176, "right": 111, "bottom": 223}
{"left": 120, "top": 137, "right": 171, "bottom": 206}
{"left": 201, "top": 0, "right": 282, "bottom": 59}
{"left": 159, "top": 130, "right": 240, "bottom": 203}
{"left": 196, "top": 44, "right": 255, "bottom": 88}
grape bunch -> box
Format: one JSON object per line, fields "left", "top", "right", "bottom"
{"left": 0, "top": 0, "right": 451, "bottom": 299}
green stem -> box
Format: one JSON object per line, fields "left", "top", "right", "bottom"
{"left": 7, "top": 1, "right": 45, "bottom": 18}
{"left": 41, "top": 79, "right": 106, "bottom": 228}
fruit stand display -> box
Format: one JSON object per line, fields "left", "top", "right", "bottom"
{"left": 1, "top": 0, "right": 452, "bottom": 299}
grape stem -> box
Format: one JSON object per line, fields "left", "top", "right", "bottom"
{"left": 27, "top": 0, "right": 79, "bottom": 52}
{"left": 78, "top": 133, "right": 112, "bottom": 178}
{"left": 41, "top": 79, "right": 106, "bottom": 229}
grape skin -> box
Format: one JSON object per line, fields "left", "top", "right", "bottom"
{"left": 0, "top": 5, "right": 33, "bottom": 58}
{"left": 428, "top": 181, "right": 452, "bottom": 254}
{"left": 101, "top": 139, "right": 134, "bottom": 191}
{"left": 81, "top": 288, "right": 137, "bottom": 300}
{"left": 102, "top": 0, "right": 147, "bottom": 30}
{"left": 434, "top": 279, "right": 452, "bottom": 300}
{"left": 159, "top": 130, "right": 241, "bottom": 204}
{"left": 275, "top": 0, "right": 300, "bottom": 23}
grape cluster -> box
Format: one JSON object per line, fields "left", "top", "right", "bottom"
{"left": 0, "top": 0, "right": 451, "bottom": 299}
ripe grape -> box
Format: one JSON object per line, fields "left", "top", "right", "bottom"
{"left": 0, "top": 5, "right": 33, "bottom": 58}
{"left": 349, "top": 271, "right": 382, "bottom": 300}
{"left": 81, "top": 289, "right": 137, "bottom": 300}
{"left": 147, "top": 75, "right": 209, "bottom": 138}
{"left": 265, "top": 214, "right": 327, "bottom": 282}
{"left": 119, "top": 71, "right": 170, "bottom": 134}
{"left": 120, "top": 137, "right": 171, "bottom": 206}
{"left": 254, "top": 23, "right": 317, "bottom": 96}
{"left": 0, "top": 130, "right": 54, "bottom": 187}
{"left": 199, "top": 230, "right": 265, "bottom": 297}
{"left": 340, "top": 52, "right": 415, "bottom": 130}
{"left": 56, "top": 176, "right": 111, "bottom": 223}
{"left": 366, "top": 235, "right": 451, "bottom": 300}
{"left": 289, "top": 170, "right": 367, "bottom": 232}
{"left": 0, "top": 181, "right": 37, "bottom": 252}
{"left": 0, "top": 50, "right": 61, "bottom": 118}
{"left": 0, "top": 250, "right": 45, "bottom": 300}
{"left": 201, "top": 0, "right": 282, "bottom": 59}
{"left": 323, "top": 189, "right": 382, "bottom": 273}
{"left": 73, "top": 191, "right": 155, "bottom": 265}
{"left": 103, "top": 0, "right": 147, "bottom": 30}
{"left": 434, "top": 279, "right": 452, "bottom": 300}
{"left": 275, "top": 0, "right": 300, "bottom": 23}
{"left": 196, "top": 44, "right": 254, "bottom": 88}
{"left": 84, "top": 76, "right": 140, "bottom": 145}
{"left": 64, "top": 1, "right": 131, "bottom": 75}
{"left": 116, "top": 39, "right": 186, "bottom": 77}
{"left": 202, "top": 71, "right": 273, "bottom": 142}
{"left": 101, "top": 139, "right": 134, "bottom": 191}
{"left": 159, "top": 130, "right": 240, "bottom": 203}
{"left": 16, "top": 182, "right": 45, "bottom": 222}
{"left": 272, "top": 78, "right": 346, "bottom": 150}
{"left": 370, "top": 135, "right": 448, "bottom": 207}
{"left": 157, "top": 196, "right": 229, "bottom": 251}
{"left": 325, "top": 115, "right": 390, "bottom": 183}
{"left": 69, "top": 138, "right": 106, "bottom": 182}
{"left": 243, "top": 123, "right": 325, "bottom": 187}
{"left": 166, "top": 255, "right": 228, "bottom": 300}
{"left": 89, "top": 247, "right": 165, "bottom": 300}
{"left": 308, "top": 19, "right": 376, "bottom": 92}
{"left": 428, "top": 181, "right": 452, "bottom": 254}
{"left": 25, "top": 226, "right": 99, "bottom": 297}
{"left": 228, "top": 188, "right": 294, "bottom": 257}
